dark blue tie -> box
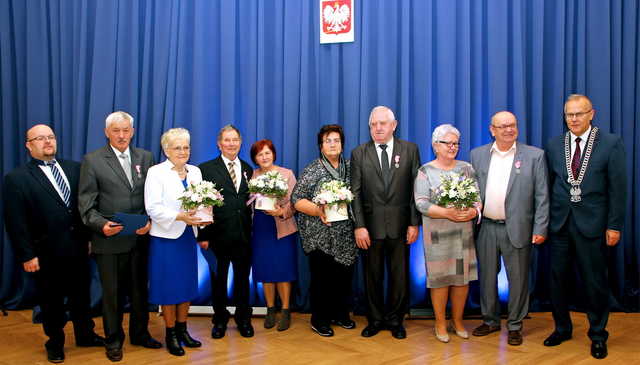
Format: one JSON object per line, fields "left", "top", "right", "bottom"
{"left": 44, "top": 160, "right": 71, "bottom": 206}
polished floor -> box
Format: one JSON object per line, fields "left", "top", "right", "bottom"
{"left": 0, "top": 311, "right": 638, "bottom": 364}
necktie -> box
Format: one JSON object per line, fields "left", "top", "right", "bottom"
{"left": 380, "top": 144, "right": 390, "bottom": 186}
{"left": 119, "top": 153, "right": 133, "bottom": 187}
{"left": 45, "top": 160, "right": 70, "bottom": 206}
{"left": 228, "top": 161, "right": 237, "bottom": 190}
{"left": 571, "top": 137, "right": 582, "bottom": 179}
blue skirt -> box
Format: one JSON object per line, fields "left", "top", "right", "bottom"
{"left": 149, "top": 228, "right": 198, "bottom": 305}
{"left": 251, "top": 210, "right": 298, "bottom": 283}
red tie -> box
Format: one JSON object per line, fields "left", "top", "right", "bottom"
{"left": 571, "top": 137, "right": 582, "bottom": 179}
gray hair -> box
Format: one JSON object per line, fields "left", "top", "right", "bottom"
{"left": 217, "top": 124, "right": 242, "bottom": 142}
{"left": 105, "top": 111, "right": 134, "bottom": 128}
{"left": 565, "top": 94, "right": 593, "bottom": 110}
{"left": 368, "top": 105, "right": 396, "bottom": 125}
{"left": 431, "top": 123, "right": 460, "bottom": 147}
{"left": 161, "top": 128, "right": 190, "bottom": 153}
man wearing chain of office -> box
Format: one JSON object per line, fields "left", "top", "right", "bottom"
{"left": 542, "top": 94, "right": 626, "bottom": 360}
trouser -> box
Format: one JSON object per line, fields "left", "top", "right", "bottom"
{"left": 308, "top": 250, "right": 354, "bottom": 327}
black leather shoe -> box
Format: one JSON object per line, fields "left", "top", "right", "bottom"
{"left": 46, "top": 346, "right": 65, "bottom": 363}
{"left": 76, "top": 333, "right": 105, "bottom": 347}
{"left": 331, "top": 319, "right": 356, "bottom": 329}
{"left": 175, "top": 321, "right": 201, "bottom": 347}
{"left": 165, "top": 327, "right": 185, "bottom": 357}
{"left": 591, "top": 341, "right": 608, "bottom": 359}
{"left": 237, "top": 322, "right": 255, "bottom": 338}
{"left": 211, "top": 323, "right": 227, "bottom": 339}
{"left": 543, "top": 332, "right": 572, "bottom": 346}
{"left": 105, "top": 347, "right": 123, "bottom": 362}
{"left": 131, "top": 336, "right": 162, "bottom": 349}
{"left": 472, "top": 323, "right": 501, "bottom": 336}
{"left": 390, "top": 325, "right": 407, "bottom": 339}
{"left": 508, "top": 330, "right": 523, "bottom": 346}
{"left": 361, "top": 324, "right": 382, "bottom": 337}
{"left": 311, "top": 324, "right": 334, "bottom": 337}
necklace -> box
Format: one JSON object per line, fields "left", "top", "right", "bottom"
{"left": 563, "top": 127, "right": 597, "bottom": 203}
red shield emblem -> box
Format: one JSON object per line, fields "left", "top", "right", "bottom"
{"left": 321, "top": 0, "right": 352, "bottom": 35}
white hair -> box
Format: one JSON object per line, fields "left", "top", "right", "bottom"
{"left": 161, "top": 128, "right": 190, "bottom": 153}
{"left": 105, "top": 111, "right": 134, "bottom": 128}
{"left": 368, "top": 105, "right": 396, "bottom": 125}
{"left": 431, "top": 124, "right": 460, "bottom": 147}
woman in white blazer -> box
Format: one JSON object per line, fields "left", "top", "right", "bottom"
{"left": 144, "top": 128, "right": 208, "bottom": 357}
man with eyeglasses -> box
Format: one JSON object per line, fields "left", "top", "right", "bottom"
{"left": 197, "top": 124, "right": 255, "bottom": 339}
{"left": 3, "top": 124, "right": 104, "bottom": 363}
{"left": 78, "top": 111, "right": 160, "bottom": 362}
{"left": 470, "top": 111, "right": 549, "bottom": 346}
{"left": 351, "top": 106, "right": 421, "bottom": 339}
{"left": 543, "top": 94, "right": 626, "bottom": 359}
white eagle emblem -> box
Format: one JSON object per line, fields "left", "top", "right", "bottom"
{"left": 323, "top": 3, "right": 351, "bottom": 33}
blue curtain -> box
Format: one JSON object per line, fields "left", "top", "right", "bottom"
{"left": 1, "top": 0, "right": 639, "bottom": 314}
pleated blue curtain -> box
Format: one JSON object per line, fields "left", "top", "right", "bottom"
{"left": 1, "top": 0, "right": 639, "bottom": 313}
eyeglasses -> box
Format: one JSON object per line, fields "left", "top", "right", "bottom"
{"left": 491, "top": 123, "right": 517, "bottom": 130}
{"left": 170, "top": 146, "right": 190, "bottom": 152}
{"left": 564, "top": 109, "right": 592, "bottom": 119}
{"left": 323, "top": 138, "right": 342, "bottom": 145}
{"left": 437, "top": 140, "right": 460, "bottom": 148}
{"left": 27, "top": 135, "right": 56, "bottom": 142}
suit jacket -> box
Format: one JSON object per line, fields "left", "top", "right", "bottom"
{"left": 78, "top": 145, "right": 155, "bottom": 254}
{"left": 3, "top": 159, "right": 90, "bottom": 262}
{"left": 545, "top": 129, "right": 626, "bottom": 238}
{"left": 351, "top": 138, "right": 421, "bottom": 240}
{"left": 251, "top": 165, "right": 298, "bottom": 239}
{"left": 198, "top": 156, "right": 253, "bottom": 258}
{"left": 144, "top": 159, "right": 201, "bottom": 239}
{"left": 470, "top": 142, "right": 550, "bottom": 248}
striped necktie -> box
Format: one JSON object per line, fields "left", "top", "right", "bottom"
{"left": 44, "top": 160, "right": 70, "bottom": 206}
{"left": 228, "top": 161, "right": 237, "bottom": 190}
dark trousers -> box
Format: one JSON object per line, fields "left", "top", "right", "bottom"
{"left": 209, "top": 252, "right": 252, "bottom": 325}
{"left": 363, "top": 237, "right": 409, "bottom": 328}
{"left": 94, "top": 245, "right": 150, "bottom": 348}
{"left": 549, "top": 213, "right": 610, "bottom": 342}
{"left": 35, "top": 255, "right": 95, "bottom": 349}
{"left": 308, "top": 250, "right": 354, "bottom": 327}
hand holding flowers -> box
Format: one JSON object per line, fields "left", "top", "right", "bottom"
{"left": 312, "top": 180, "right": 353, "bottom": 222}
{"left": 432, "top": 172, "right": 479, "bottom": 222}
{"left": 248, "top": 170, "right": 289, "bottom": 210}
{"left": 178, "top": 180, "right": 224, "bottom": 224}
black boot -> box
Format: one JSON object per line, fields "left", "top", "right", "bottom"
{"left": 165, "top": 327, "right": 185, "bottom": 356}
{"left": 264, "top": 307, "right": 277, "bottom": 329}
{"left": 175, "top": 321, "right": 202, "bottom": 348}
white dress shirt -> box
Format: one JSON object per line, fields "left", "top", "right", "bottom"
{"left": 570, "top": 126, "right": 592, "bottom": 159}
{"left": 483, "top": 142, "right": 516, "bottom": 220}
{"left": 374, "top": 137, "right": 394, "bottom": 169}
{"left": 38, "top": 159, "right": 70, "bottom": 203}
{"left": 144, "top": 159, "right": 202, "bottom": 239}
{"left": 221, "top": 154, "right": 241, "bottom": 192}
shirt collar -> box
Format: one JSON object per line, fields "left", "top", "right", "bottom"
{"left": 490, "top": 141, "right": 516, "bottom": 155}
{"left": 375, "top": 137, "right": 394, "bottom": 150}
{"left": 570, "top": 126, "right": 592, "bottom": 142}
{"left": 111, "top": 145, "right": 131, "bottom": 158}
{"left": 34, "top": 158, "right": 57, "bottom": 166}
{"left": 221, "top": 154, "right": 239, "bottom": 166}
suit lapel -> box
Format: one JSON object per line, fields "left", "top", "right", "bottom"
{"left": 388, "top": 140, "right": 403, "bottom": 186}
{"left": 477, "top": 145, "right": 492, "bottom": 201}
{"left": 215, "top": 157, "right": 237, "bottom": 195}
{"left": 102, "top": 145, "right": 132, "bottom": 189}
{"left": 129, "top": 147, "right": 142, "bottom": 188}
{"left": 505, "top": 143, "right": 522, "bottom": 198}
{"left": 27, "top": 161, "right": 66, "bottom": 207}
{"left": 365, "top": 142, "right": 384, "bottom": 181}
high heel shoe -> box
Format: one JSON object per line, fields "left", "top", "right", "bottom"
{"left": 448, "top": 321, "right": 469, "bottom": 339}
{"left": 434, "top": 327, "right": 450, "bottom": 343}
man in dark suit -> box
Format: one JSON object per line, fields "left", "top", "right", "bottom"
{"left": 78, "top": 111, "right": 160, "bottom": 362}
{"left": 543, "top": 94, "right": 626, "bottom": 359}
{"left": 470, "top": 111, "right": 549, "bottom": 346}
{"left": 3, "top": 124, "right": 104, "bottom": 363}
{"left": 351, "top": 106, "right": 421, "bottom": 339}
{"left": 198, "top": 124, "right": 254, "bottom": 339}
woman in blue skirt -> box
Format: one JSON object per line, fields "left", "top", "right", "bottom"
{"left": 249, "top": 140, "right": 298, "bottom": 331}
{"left": 144, "top": 128, "right": 209, "bottom": 356}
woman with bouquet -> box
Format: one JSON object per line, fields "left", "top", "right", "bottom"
{"left": 248, "top": 139, "right": 298, "bottom": 331}
{"left": 144, "top": 128, "right": 217, "bottom": 356}
{"left": 291, "top": 124, "right": 357, "bottom": 337}
{"left": 414, "top": 124, "right": 481, "bottom": 343}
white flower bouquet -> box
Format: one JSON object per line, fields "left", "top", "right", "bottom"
{"left": 178, "top": 180, "right": 224, "bottom": 222}
{"left": 248, "top": 170, "right": 289, "bottom": 210}
{"left": 432, "top": 172, "right": 479, "bottom": 209}
{"left": 312, "top": 180, "right": 353, "bottom": 222}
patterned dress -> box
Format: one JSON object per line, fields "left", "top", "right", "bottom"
{"left": 414, "top": 160, "right": 479, "bottom": 288}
